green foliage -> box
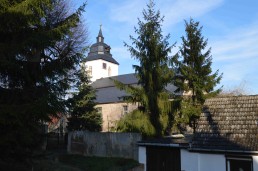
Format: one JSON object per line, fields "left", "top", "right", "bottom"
{"left": 116, "top": 110, "right": 169, "bottom": 137}
{"left": 175, "top": 99, "right": 201, "bottom": 124}
{"left": 113, "top": 79, "right": 146, "bottom": 106}
{"left": 181, "top": 102, "right": 201, "bottom": 125}
{"left": 173, "top": 18, "right": 222, "bottom": 130}
{"left": 67, "top": 72, "right": 102, "bottom": 132}
{"left": 116, "top": 110, "right": 155, "bottom": 137}
{"left": 0, "top": 0, "right": 87, "bottom": 159}
{"left": 124, "top": 0, "right": 175, "bottom": 137}
{"left": 175, "top": 18, "right": 223, "bottom": 104}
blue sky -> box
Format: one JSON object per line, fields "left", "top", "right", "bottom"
{"left": 77, "top": 0, "right": 258, "bottom": 94}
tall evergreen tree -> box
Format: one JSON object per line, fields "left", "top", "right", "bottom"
{"left": 0, "top": 0, "right": 87, "bottom": 159}
{"left": 67, "top": 69, "right": 102, "bottom": 132}
{"left": 174, "top": 18, "right": 222, "bottom": 127}
{"left": 125, "top": 0, "right": 174, "bottom": 137}
{"left": 176, "top": 18, "right": 222, "bottom": 104}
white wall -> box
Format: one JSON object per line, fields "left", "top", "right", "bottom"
{"left": 198, "top": 153, "right": 225, "bottom": 171}
{"left": 138, "top": 146, "right": 146, "bottom": 171}
{"left": 84, "top": 59, "right": 118, "bottom": 82}
{"left": 139, "top": 148, "right": 257, "bottom": 171}
{"left": 181, "top": 150, "right": 226, "bottom": 171}
{"left": 181, "top": 149, "right": 199, "bottom": 171}
{"left": 253, "top": 156, "right": 258, "bottom": 171}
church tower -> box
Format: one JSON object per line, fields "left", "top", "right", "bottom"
{"left": 83, "top": 26, "right": 119, "bottom": 82}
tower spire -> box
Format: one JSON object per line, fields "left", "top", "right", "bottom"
{"left": 97, "top": 24, "right": 104, "bottom": 43}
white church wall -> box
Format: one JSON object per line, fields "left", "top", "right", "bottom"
{"left": 84, "top": 59, "right": 118, "bottom": 82}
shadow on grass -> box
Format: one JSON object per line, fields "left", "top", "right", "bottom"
{"left": 0, "top": 152, "right": 139, "bottom": 171}
{"left": 0, "top": 159, "right": 81, "bottom": 171}
{"left": 59, "top": 154, "right": 139, "bottom": 171}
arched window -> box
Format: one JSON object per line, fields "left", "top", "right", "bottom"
{"left": 102, "top": 63, "right": 107, "bottom": 69}
{"left": 88, "top": 66, "right": 92, "bottom": 76}
{"left": 108, "top": 67, "right": 111, "bottom": 76}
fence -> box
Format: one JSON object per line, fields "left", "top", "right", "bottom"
{"left": 46, "top": 132, "right": 68, "bottom": 151}
{"left": 67, "top": 131, "right": 142, "bottom": 160}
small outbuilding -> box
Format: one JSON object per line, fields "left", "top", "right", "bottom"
{"left": 138, "top": 95, "right": 258, "bottom": 171}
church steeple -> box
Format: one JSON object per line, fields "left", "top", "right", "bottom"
{"left": 84, "top": 24, "right": 119, "bottom": 82}
{"left": 97, "top": 24, "right": 104, "bottom": 43}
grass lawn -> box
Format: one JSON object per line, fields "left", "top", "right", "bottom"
{"left": 59, "top": 154, "right": 139, "bottom": 171}
{"left": 0, "top": 153, "right": 140, "bottom": 171}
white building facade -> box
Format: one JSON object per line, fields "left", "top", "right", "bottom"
{"left": 137, "top": 95, "right": 258, "bottom": 171}
{"left": 84, "top": 59, "right": 118, "bottom": 82}
{"left": 181, "top": 149, "right": 258, "bottom": 171}
{"left": 83, "top": 26, "right": 119, "bottom": 82}
{"left": 138, "top": 146, "right": 258, "bottom": 171}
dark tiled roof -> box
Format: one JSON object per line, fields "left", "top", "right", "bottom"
{"left": 192, "top": 95, "right": 258, "bottom": 152}
{"left": 93, "top": 86, "right": 130, "bottom": 104}
{"left": 83, "top": 26, "right": 119, "bottom": 65}
{"left": 83, "top": 54, "right": 119, "bottom": 65}
{"left": 138, "top": 134, "right": 193, "bottom": 148}
{"left": 91, "top": 73, "right": 138, "bottom": 89}
{"left": 91, "top": 73, "right": 178, "bottom": 104}
{"left": 91, "top": 73, "right": 138, "bottom": 104}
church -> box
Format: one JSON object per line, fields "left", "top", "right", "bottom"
{"left": 82, "top": 26, "right": 178, "bottom": 131}
{"left": 82, "top": 26, "right": 119, "bottom": 82}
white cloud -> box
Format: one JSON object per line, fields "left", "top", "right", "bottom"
{"left": 212, "top": 24, "right": 258, "bottom": 62}
{"left": 109, "top": 0, "right": 223, "bottom": 27}
{"left": 219, "top": 58, "right": 257, "bottom": 82}
{"left": 218, "top": 56, "right": 258, "bottom": 94}
{"left": 107, "top": 0, "right": 224, "bottom": 52}
{"left": 159, "top": 0, "right": 224, "bottom": 28}
{"left": 210, "top": 22, "right": 258, "bottom": 94}
{"left": 109, "top": 0, "right": 146, "bottom": 25}
{"left": 105, "top": 0, "right": 258, "bottom": 93}
{"left": 111, "top": 47, "right": 131, "bottom": 60}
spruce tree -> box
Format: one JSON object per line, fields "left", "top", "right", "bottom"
{"left": 174, "top": 18, "right": 222, "bottom": 127}
{"left": 0, "top": 0, "right": 87, "bottom": 159}
{"left": 125, "top": 0, "right": 174, "bottom": 137}
{"left": 67, "top": 70, "right": 102, "bottom": 132}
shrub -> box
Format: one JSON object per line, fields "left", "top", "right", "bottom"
{"left": 116, "top": 110, "right": 169, "bottom": 137}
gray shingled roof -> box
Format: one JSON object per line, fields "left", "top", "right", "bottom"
{"left": 91, "top": 73, "right": 178, "bottom": 104}
{"left": 91, "top": 73, "right": 138, "bottom": 88}
{"left": 192, "top": 95, "right": 258, "bottom": 152}
{"left": 91, "top": 73, "right": 138, "bottom": 104}
{"left": 84, "top": 54, "right": 119, "bottom": 65}
{"left": 83, "top": 27, "right": 119, "bottom": 65}
{"left": 93, "top": 86, "right": 129, "bottom": 104}
{"left": 138, "top": 134, "right": 193, "bottom": 148}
